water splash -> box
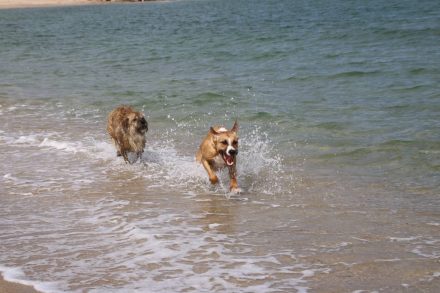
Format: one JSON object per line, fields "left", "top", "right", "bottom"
{"left": 1, "top": 124, "right": 294, "bottom": 197}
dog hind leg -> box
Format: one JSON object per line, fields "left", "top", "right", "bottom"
{"left": 111, "top": 138, "right": 122, "bottom": 157}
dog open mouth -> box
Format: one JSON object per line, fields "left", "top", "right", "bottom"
{"left": 221, "top": 152, "right": 235, "bottom": 166}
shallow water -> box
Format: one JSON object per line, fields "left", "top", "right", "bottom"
{"left": 1, "top": 0, "right": 439, "bottom": 292}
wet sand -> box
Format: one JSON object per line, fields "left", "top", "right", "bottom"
{"left": 0, "top": 276, "right": 40, "bottom": 293}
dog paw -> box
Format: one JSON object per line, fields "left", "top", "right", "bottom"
{"left": 230, "top": 187, "right": 242, "bottom": 194}
{"left": 209, "top": 176, "right": 219, "bottom": 184}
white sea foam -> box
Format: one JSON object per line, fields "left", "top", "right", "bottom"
{"left": 320, "top": 242, "right": 352, "bottom": 253}
{"left": 39, "top": 138, "right": 85, "bottom": 154}
{"left": 427, "top": 222, "right": 440, "bottom": 226}
{"left": 208, "top": 223, "right": 222, "bottom": 229}
{"left": 141, "top": 144, "right": 207, "bottom": 184}
{"left": 1, "top": 189, "right": 324, "bottom": 292}
{"left": 374, "top": 258, "right": 401, "bottom": 263}
{"left": 411, "top": 245, "right": 440, "bottom": 259}
{"left": 0, "top": 265, "right": 60, "bottom": 293}
{"left": 14, "top": 135, "right": 40, "bottom": 144}
{"left": 3, "top": 173, "right": 19, "bottom": 182}
{"left": 389, "top": 236, "right": 419, "bottom": 242}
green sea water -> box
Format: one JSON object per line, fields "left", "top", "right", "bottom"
{"left": 1, "top": 0, "right": 439, "bottom": 292}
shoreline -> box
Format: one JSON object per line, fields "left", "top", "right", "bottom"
{"left": 0, "top": 276, "right": 41, "bottom": 293}
{"left": 0, "top": 0, "right": 100, "bottom": 9}
{"left": 0, "top": 0, "right": 160, "bottom": 10}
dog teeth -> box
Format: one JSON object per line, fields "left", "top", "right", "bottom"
{"left": 222, "top": 153, "right": 234, "bottom": 166}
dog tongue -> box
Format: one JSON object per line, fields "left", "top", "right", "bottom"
{"left": 224, "top": 154, "right": 234, "bottom": 166}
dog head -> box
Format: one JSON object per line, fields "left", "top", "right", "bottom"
{"left": 123, "top": 111, "right": 148, "bottom": 135}
{"left": 210, "top": 121, "right": 239, "bottom": 166}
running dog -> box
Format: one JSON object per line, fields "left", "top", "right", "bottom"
{"left": 107, "top": 106, "right": 148, "bottom": 164}
{"left": 196, "top": 121, "right": 240, "bottom": 193}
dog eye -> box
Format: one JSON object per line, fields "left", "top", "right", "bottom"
{"left": 221, "top": 140, "right": 228, "bottom": 145}
{"left": 233, "top": 140, "right": 238, "bottom": 145}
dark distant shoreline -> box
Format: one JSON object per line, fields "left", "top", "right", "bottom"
{"left": 0, "top": 0, "right": 164, "bottom": 10}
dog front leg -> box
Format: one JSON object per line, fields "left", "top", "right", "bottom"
{"left": 121, "top": 151, "right": 130, "bottom": 164}
{"left": 136, "top": 151, "right": 143, "bottom": 163}
{"left": 228, "top": 165, "right": 240, "bottom": 192}
{"left": 201, "top": 159, "right": 218, "bottom": 184}
{"left": 114, "top": 138, "right": 129, "bottom": 163}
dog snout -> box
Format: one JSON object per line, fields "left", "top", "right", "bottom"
{"left": 227, "top": 148, "right": 237, "bottom": 156}
{"left": 140, "top": 117, "right": 148, "bottom": 128}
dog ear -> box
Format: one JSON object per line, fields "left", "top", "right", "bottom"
{"left": 209, "top": 127, "right": 220, "bottom": 142}
{"left": 231, "top": 120, "right": 238, "bottom": 133}
{"left": 210, "top": 127, "right": 219, "bottom": 135}
{"left": 122, "top": 117, "right": 130, "bottom": 132}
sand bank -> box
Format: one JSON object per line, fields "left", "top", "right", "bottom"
{"left": 0, "top": 0, "right": 101, "bottom": 9}
{"left": 0, "top": 276, "right": 41, "bottom": 293}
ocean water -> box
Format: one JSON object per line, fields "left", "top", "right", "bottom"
{"left": 0, "top": 0, "right": 439, "bottom": 292}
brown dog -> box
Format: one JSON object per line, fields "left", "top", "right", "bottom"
{"left": 107, "top": 106, "right": 148, "bottom": 164}
{"left": 196, "top": 121, "right": 240, "bottom": 193}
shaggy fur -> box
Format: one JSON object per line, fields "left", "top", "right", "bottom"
{"left": 196, "top": 121, "right": 240, "bottom": 192}
{"left": 107, "top": 106, "right": 148, "bottom": 164}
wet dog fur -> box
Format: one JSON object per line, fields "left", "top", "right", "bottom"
{"left": 107, "top": 106, "right": 148, "bottom": 164}
{"left": 196, "top": 121, "right": 240, "bottom": 192}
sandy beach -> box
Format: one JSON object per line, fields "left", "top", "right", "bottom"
{"left": 0, "top": 0, "right": 101, "bottom": 9}
{"left": 0, "top": 276, "right": 40, "bottom": 293}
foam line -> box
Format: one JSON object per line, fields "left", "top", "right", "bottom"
{"left": 0, "top": 265, "right": 59, "bottom": 293}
